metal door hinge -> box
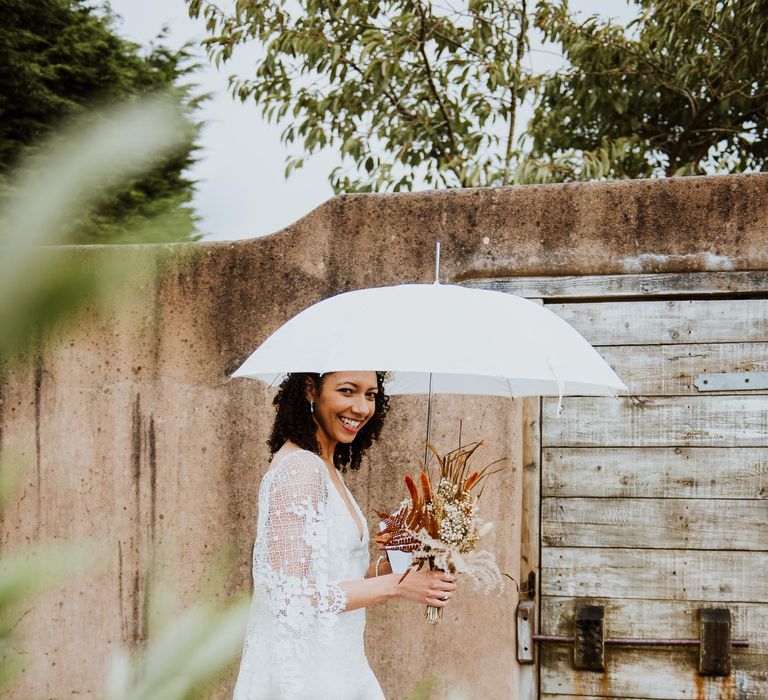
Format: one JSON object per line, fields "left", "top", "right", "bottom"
{"left": 527, "top": 604, "right": 747, "bottom": 676}
{"left": 516, "top": 570, "right": 538, "bottom": 664}
{"left": 700, "top": 608, "right": 732, "bottom": 676}
{"left": 516, "top": 600, "right": 535, "bottom": 664}
{"left": 574, "top": 604, "right": 604, "bottom": 671}
{"left": 694, "top": 371, "right": 768, "bottom": 391}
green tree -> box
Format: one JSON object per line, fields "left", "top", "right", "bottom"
{"left": 522, "top": 0, "right": 768, "bottom": 182}
{"left": 188, "top": 0, "right": 767, "bottom": 190}
{"left": 0, "top": 0, "right": 205, "bottom": 242}
{"left": 188, "top": 0, "right": 531, "bottom": 191}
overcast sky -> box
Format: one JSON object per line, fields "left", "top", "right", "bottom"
{"left": 109, "top": 1, "right": 637, "bottom": 242}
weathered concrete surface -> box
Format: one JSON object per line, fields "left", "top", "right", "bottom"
{"left": 0, "top": 173, "right": 767, "bottom": 698}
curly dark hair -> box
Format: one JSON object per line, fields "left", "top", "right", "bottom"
{"left": 267, "top": 372, "right": 390, "bottom": 471}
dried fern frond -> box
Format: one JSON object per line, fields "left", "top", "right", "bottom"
{"left": 375, "top": 507, "right": 420, "bottom": 552}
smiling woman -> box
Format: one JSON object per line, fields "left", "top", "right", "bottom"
{"left": 267, "top": 372, "right": 389, "bottom": 473}
{"left": 233, "top": 371, "right": 459, "bottom": 700}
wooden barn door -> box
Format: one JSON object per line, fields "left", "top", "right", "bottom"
{"left": 535, "top": 292, "right": 768, "bottom": 699}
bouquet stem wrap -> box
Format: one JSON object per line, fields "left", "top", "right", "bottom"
{"left": 425, "top": 603, "right": 442, "bottom": 624}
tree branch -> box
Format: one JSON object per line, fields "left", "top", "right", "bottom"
{"left": 503, "top": 0, "right": 527, "bottom": 186}
{"left": 415, "top": 1, "right": 461, "bottom": 180}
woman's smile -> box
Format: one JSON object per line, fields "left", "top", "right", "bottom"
{"left": 338, "top": 415, "right": 364, "bottom": 433}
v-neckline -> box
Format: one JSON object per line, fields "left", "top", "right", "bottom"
{"left": 323, "top": 464, "right": 366, "bottom": 544}
{"left": 271, "top": 449, "right": 365, "bottom": 544}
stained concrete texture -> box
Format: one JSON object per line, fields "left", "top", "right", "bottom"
{"left": 0, "top": 173, "right": 766, "bottom": 698}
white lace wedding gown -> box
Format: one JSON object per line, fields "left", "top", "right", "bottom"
{"left": 233, "top": 449, "right": 385, "bottom": 700}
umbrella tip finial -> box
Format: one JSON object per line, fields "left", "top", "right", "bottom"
{"left": 434, "top": 241, "right": 441, "bottom": 284}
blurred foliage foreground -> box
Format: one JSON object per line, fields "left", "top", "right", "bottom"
{"left": 0, "top": 0, "right": 206, "bottom": 244}
{"left": 0, "top": 99, "right": 248, "bottom": 699}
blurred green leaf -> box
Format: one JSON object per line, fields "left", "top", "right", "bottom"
{"left": 105, "top": 596, "right": 249, "bottom": 700}
{"left": 0, "top": 90, "right": 245, "bottom": 700}
{"left": 0, "top": 0, "right": 206, "bottom": 243}
{"left": 0, "top": 97, "right": 189, "bottom": 366}
{"left": 0, "top": 459, "right": 102, "bottom": 692}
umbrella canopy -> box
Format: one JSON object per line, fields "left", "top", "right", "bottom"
{"left": 231, "top": 283, "right": 627, "bottom": 403}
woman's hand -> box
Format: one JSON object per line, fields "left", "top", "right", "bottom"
{"left": 392, "top": 569, "right": 457, "bottom": 607}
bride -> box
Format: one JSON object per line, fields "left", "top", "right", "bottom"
{"left": 233, "top": 370, "right": 458, "bottom": 699}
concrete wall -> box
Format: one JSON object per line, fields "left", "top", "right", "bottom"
{"left": 1, "top": 173, "right": 767, "bottom": 698}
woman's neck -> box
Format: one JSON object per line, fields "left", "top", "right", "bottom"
{"left": 315, "top": 429, "right": 337, "bottom": 468}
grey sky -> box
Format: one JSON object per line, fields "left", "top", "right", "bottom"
{"left": 109, "top": 1, "right": 637, "bottom": 242}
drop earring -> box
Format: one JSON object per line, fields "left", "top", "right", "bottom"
{"left": 310, "top": 400, "right": 314, "bottom": 413}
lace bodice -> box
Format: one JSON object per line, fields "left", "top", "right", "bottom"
{"left": 233, "top": 449, "right": 385, "bottom": 700}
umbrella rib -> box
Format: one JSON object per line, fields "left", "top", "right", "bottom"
{"left": 546, "top": 354, "right": 565, "bottom": 416}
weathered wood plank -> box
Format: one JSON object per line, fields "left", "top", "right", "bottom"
{"left": 541, "top": 646, "right": 767, "bottom": 700}
{"left": 542, "top": 395, "right": 768, "bottom": 447}
{"left": 463, "top": 270, "right": 768, "bottom": 300}
{"left": 598, "top": 343, "right": 768, "bottom": 396}
{"left": 545, "top": 298, "right": 768, "bottom": 345}
{"left": 521, "top": 396, "right": 542, "bottom": 581}
{"left": 542, "top": 498, "right": 768, "bottom": 550}
{"left": 520, "top": 395, "right": 541, "bottom": 700}
{"left": 541, "top": 548, "right": 768, "bottom": 602}
{"left": 541, "top": 598, "right": 768, "bottom": 655}
{"left": 542, "top": 447, "right": 768, "bottom": 499}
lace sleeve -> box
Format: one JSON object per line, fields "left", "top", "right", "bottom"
{"left": 253, "top": 452, "right": 348, "bottom": 630}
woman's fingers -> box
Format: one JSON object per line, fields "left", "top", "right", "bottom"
{"left": 425, "top": 572, "right": 458, "bottom": 601}
{"left": 431, "top": 579, "right": 457, "bottom": 593}
{"left": 429, "top": 594, "right": 449, "bottom": 607}
{"left": 396, "top": 569, "right": 459, "bottom": 606}
{"left": 428, "top": 588, "right": 454, "bottom": 606}
{"left": 436, "top": 571, "right": 457, "bottom": 582}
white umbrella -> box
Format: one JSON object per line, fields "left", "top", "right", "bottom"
{"left": 231, "top": 281, "right": 627, "bottom": 411}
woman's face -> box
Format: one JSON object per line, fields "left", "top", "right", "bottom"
{"left": 310, "top": 371, "right": 378, "bottom": 446}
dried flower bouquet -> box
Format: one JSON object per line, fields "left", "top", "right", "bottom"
{"left": 375, "top": 441, "right": 506, "bottom": 623}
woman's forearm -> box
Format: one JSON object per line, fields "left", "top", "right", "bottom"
{"left": 338, "top": 567, "right": 458, "bottom": 612}
{"left": 340, "top": 574, "right": 398, "bottom": 612}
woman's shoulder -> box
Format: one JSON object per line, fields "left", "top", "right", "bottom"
{"left": 266, "top": 445, "right": 327, "bottom": 484}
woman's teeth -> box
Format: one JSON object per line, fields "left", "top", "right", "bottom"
{"left": 339, "top": 417, "right": 362, "bottom": 430}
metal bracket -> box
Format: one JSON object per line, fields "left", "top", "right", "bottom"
{"left": 700, "top": 608, "right": 732, "bottom": 676}
{"left": 694, "top": 371, "right": 768, "bottom": 392}
{"left": 574, "top": 604, "right": 605, "bottom": 672}
{"left": 516, "top": 600, "right": 535, "bottom": 664}
{"left": 529, "top": 605, "right": 746, "bottom": 676}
